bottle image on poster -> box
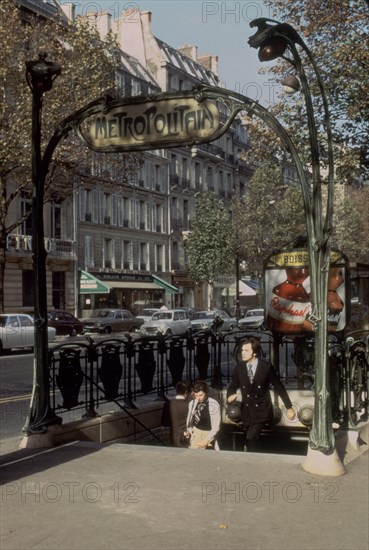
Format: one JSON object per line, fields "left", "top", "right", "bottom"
{"left": 266, "top": 267, "right": 312, "bottom": 333}
{"left": 265, "top": 266, "right": 346, "bottom": 333}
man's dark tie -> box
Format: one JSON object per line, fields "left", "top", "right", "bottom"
{"left": 248, "top": 364, "right": 254, "bottom": 383}
{"left": 193, "top": 402, "right": 206, "bottom": 426}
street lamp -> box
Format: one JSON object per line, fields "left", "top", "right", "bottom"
{"left": 22, "top": 57, "right": 119, "bottom": 437}
{"left": 249, "top": 19, "right": 342, "bottom": 474}
{"left": 24, "top": 53, "right": 62, "bottom": 434}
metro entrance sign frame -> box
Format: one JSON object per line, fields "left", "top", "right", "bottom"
{"left": 25, "top": 50, "right": 337, "bottom": 473}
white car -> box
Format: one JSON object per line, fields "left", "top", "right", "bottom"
{"left": 238, "top": 308, "right": 265, "bottom": 330}
{"left": 140, "top": 309, "right": 191, "bottom": 337}
{"left": 135, "top": 308, "right": 161, "bottom": 325}
{"left": 0, "top": 313, "right": 56, "bottom": 353}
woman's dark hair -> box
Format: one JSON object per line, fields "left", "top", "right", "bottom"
{"left": 192, "top": 380, "right": 209, "bottom": 394}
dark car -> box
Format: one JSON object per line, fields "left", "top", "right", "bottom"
{"left": 47, "top": 310, "right": 84, "bottom": 336}
{"left": 82, "top": 309, "right": 144, "bottom": 334}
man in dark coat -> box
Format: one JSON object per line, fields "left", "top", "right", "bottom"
{"left": 227, "top": 337, "right": 296, "bottom": 451}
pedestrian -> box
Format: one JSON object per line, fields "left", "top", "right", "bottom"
{"left": 227, "top": 336, "right": 296, "bottom": 451}
{"left": 184, "top": 380, "right": 221, "bottom": 450}
{"left": 162, "top": 381, "right": 191, "bottom": 447}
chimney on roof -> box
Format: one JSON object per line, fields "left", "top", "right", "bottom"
{"left": 141, "top": 10, "right": 152, "bottom": 26}
{"left": 198, "top": 54, "right": 219, "bottom": 76}
{"left": 98, "top": 12, "right": 112, "bottom": 37}
{"left": 61, "top": 2, "right": 75, "bottom": 20}
{"left": 178, "top": 45, "right": 198, "bottom": 61}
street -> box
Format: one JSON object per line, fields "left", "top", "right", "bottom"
{"left": 0, "top": 351, "right": 32, "bottom": 439}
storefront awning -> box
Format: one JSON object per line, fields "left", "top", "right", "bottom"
{"left": 79, "top": 272, "right": 179, "bottom": 294}
{"left": 221, "top": 280, "right": 257, "bottom": 297}
{"left": 79, "top": 270, "right": 110, "bottom": 294}
{"left": 152, "top": 274, "right": 179, "bottom": 294}
{"left": 104, "top": 281, "right": 162, "bottom": 290}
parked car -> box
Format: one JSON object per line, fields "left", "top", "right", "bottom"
{"left": 230, "top": 305, "right": 249, "bottom": 318}
{"left": 82, "top": 309, "right": 144, "bottom": 334}
{"left": 238, "top": 308, "right": 265, "bottom": 330}
{"left": 0, "top": 313, "right": 56, "bottom": 353}
{"left": 140, "top": 309, "right": 191, "bottom": 337}
{"left": 191, "top": 309, "right": 236, "bottom": 333}
{"left": 47, "top": 310, "right": 84, "bottom": 336}
{"left": 135, "top": 308, "right": 161, "bottom": 325}
{"left": 177, "top": 306, "right": 196, "bottom": 320}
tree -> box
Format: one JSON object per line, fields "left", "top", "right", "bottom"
{"left": 332, "top": 184, "right": 369, "bottom": 262}
{"left": 260, "top": 0, "right": 369, "bottom": 180}
{"left": 242, "top": 0, "right": 369, "bottom": 267}
{"left": 235, "top": 165, "right": 306, "bottom": 270}
{"left": 0, "top": 0, "right": 136, "bottom": 311}
{"left": 185, "top": 193, "right": 234, "bottom": 307}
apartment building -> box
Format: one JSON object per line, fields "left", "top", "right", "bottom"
{"left": 101, "top": 8, "right": 253, "bottom": 309}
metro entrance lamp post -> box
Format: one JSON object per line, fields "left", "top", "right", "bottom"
{"left": 248, "top": 19, "right": 342, "bottom": 474}
{"left": 23, "top": 56, "right": 112, "bottom": 437}
{"left": 23, "top": 54, "right": 62, "bottom": 434}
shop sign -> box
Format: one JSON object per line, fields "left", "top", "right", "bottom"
{"left": 79, "top": 270, "right": 110, "bottom": 294}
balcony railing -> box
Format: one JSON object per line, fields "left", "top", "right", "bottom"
{"left": 6, "top": 234, "right": 77, "bottom": 259}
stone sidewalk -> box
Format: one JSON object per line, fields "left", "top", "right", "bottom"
{"left": 0, "top": 434, "right": 368, "bottom": 550}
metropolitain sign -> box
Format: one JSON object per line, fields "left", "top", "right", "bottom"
{"left": 78, "top": 94, "right": 221, "bottom": 152}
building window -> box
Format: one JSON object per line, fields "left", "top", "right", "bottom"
{"left": 139, "top": 201, "right": 146, "bottom": 230}
{"left": 155, "top": 164, "right": 161, "bottom": 191}
{"left": 139, "top": 242, "right": 148, "bottom": 271}
{"left": 172, "top": 241, "right": 179, "bottom": 270}
{"left": 182, "top": 157, "right": 188, "bottom": 180}
{"left": 156, "top": 204, "right": 163, "bottom": 232}
{"left": 110, "top": 194, "right": 117, "bottom": 225}
{"left": 156, "top": 244, "right": 164, "bottom": 272}
{"left": 84, "top": 235, "right": 94, "bottom": 268}
{"left": 103, "top": 238, "right": 115, "bottom": 268}
{"left": 20, "top": 193, "right": 32, "bottom": 235}
{"left": 79, "top": 188, "right": 92, "bottom": 221}
{"left": 52, "top": 271, "right": 65, "bottom": 309}
{"left": 92, "top": 190, "right": 99, "bottom": 223}
{"left": 207, "top": 166, "right": 214, "bottom": 191}
{"left": 117, "top": 73, "right": 126, "bottom": 94}
{"left": 22, "top": 270, "right": 34, "bottom": 307}
{"left": 51, "top": 201, "right": 62, "bottom": 239}
{"left": 131, "top": 80, "right": 141, "bottom": 96}
{"left": 183, "top": 200, "right": 189, "bottom": 231}
{"left": 122, "top": 241, "right": 133, "bottom": 270}
{"left": 100, "top": 191, "right": 106, "bottom": 224}
{"left": 117, "top": 195, "right": 123, "bottom": 226}
{"left": 170, "top": 154, "right": 178, "bottom": 176}
{"left": 194, "top": 162, "right": 201, "bottom": 190}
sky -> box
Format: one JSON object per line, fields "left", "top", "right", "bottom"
{"left": 64, "top": 0, "right": 282, "bottom": 107}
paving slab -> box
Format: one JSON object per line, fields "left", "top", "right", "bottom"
{"left": 0, "top": 439, "right": 368, "bottom": 550}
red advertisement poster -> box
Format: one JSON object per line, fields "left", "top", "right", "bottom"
{"left": 264, "top": 249, "right": 348, "bottom": 334}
